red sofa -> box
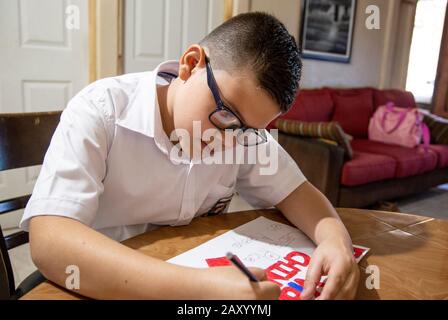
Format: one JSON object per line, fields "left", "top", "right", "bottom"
{"left": 273, "top": 87, "right": 448, "bottom": 207}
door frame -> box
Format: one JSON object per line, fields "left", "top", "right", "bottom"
{"left": 433, "top": 3, "right": 448, "bottom": 118}
{"left": 89, "top": 0, "right": 124, "bottom": 82}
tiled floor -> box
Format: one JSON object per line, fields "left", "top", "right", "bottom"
{"left": 6, "top": 184, "right": 448, "bottom": 289}
{"left": 395, "top": 183, "right": 448, "bottom": 220}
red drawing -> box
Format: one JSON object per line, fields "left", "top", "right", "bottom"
{"left": 265, "top": 251, "right": 319, "bottom": 300}
{"left": 205, "top": 256, "right": 232, "bottom": 267}
{"left": 353, "top": 246, "right": 367, "bottom": 259}
{"left": 278, "top": 277, "right": 325, "bottom": 300}
{"left": 266, "top": 251, "right": 310, "bottom": 286}
{"left": 205, "top": 247, "right": 367, "bottom": 300}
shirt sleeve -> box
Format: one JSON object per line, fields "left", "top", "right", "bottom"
{"left": 20, "top": 88, "right": 113, "bottom": 231}
{"left": 235, "top": 132, "right": 307, "bottom": 208}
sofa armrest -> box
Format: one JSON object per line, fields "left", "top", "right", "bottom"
{"left": 278, "top": 132, "right": 345, "bottom": 205}
{"left": 423, "top": 112, "right": 448, "bottom": 145}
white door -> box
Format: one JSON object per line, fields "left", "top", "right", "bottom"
{"left": 124, "top": 0, "right": 225, "bottom": 73}
{"left": 0, "top": 0, "right": 89, "bottom": 230}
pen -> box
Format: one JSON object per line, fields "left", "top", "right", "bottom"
{"left": 226, "top": 252, "right": 259, "bottom": 282}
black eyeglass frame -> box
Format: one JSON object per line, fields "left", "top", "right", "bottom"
{"left": 205, "top": 56, "right": 268, "bottom": 146}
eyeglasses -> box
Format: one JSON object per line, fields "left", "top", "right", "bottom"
{"left": 205, "top": 56, "right": 268, "bottom": 147}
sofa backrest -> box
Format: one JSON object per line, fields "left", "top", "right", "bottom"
{"left": 327, "top": 87, "right": 375, "bottom": 138}
{"left": 270, "top": 87, "right": 417, "bottom": 139}
{"left": 372, "top": 89, "right": 417, "bottom": 110}
{"left": 274, "top": 88, "right": 333, "bottom": 123}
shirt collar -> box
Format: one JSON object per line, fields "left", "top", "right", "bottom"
{"left": 116, "top": 60, "right": 216, "bottom": 165}
{"left": 116, "top": 60, "right": 190, "bottom": 163}
{"left": 116, "top": 60, "right": 179, "bottom": 140}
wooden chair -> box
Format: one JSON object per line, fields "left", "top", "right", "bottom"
{"left": 0, "top": 111, "right": 61, "bottom": 299}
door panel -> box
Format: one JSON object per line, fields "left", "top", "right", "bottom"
{"left": 124, "top": 0, "right": 225, "bottom": 72}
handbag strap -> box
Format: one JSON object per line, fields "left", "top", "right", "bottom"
{"left": 421, "top": 122, "right": 431, "bottom": 152}
{"left": 381, "top": 102, "right": 408, "bottom": 134}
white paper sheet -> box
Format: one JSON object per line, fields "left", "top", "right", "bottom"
{"left": 168, "top": 216, "right": 369, "bottom": 299}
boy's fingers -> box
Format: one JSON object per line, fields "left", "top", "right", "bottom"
{"left": 257, "top": 281, "right": 281, "bottom": 300}
{"left": 248, "top": 267, "right": 267, "bottom": 281}
{"left": 247, "top": 268, "right": 280, "bottom": 300}
{"left": 334, "top": 267, "right": 360, "bottom": 300}
{"left": 317, "top": 263, "right": 348, "bottom": 300}
{"left": 301, "top": 258, "right": 323, "bottom": 300}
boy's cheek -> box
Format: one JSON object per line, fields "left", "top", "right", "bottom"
{"left": 180, "top": 105, "right": 213, "bottom": 129}
{"left": 173, "top": 91, "right": 215, "bottom": 133}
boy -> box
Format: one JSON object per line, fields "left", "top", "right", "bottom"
{"left": 22, "top": 12, "right": 359, "bottom": 300}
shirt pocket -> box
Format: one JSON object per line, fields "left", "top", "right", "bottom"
{"left": 197, "top": 183, "right": 235, "bottom": 216}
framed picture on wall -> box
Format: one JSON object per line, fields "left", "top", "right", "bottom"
{"left": 301, "top": 0, "right": 357, "bottom": 63}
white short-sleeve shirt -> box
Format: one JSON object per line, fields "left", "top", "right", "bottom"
{"left": 20, "top": 61, "right": 307, "bottom": 241}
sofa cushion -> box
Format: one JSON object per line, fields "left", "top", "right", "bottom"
{"left": 341, "top": 151, "right": 397, "bottom": 186}
{"left": 331, "top": 90, "right": 374, "bottom": 138}
{"left": 351, "top": 139, "right": 438, "bottom": 178}
{"left": 373, "top": 89, "right": 417, "bottom": 110}
{"left": 281, "top": 89, "right": 334, "bottom": 122}
{"left": 326, "top": 87, "right": 374, "bottom": 97}
{"left": 427, "top": 144, "right": 448, "bottom": 168}
{"left": 275, "top": 119, "right": 354, "bottom": 158}
{"left": 268, "top": 89, "right": 334, "bottom": 129}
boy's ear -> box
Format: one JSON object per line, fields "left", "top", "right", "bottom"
{"left": 178, "top": 45, "right": 207, "bottom": 81}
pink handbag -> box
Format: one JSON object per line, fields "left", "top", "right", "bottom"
{"left": 368, "top": 102, "right": 430, "bottom": 149}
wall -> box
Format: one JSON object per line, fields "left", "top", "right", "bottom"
{"left": 236, "top": 0, "right": 416, "bottom": 89}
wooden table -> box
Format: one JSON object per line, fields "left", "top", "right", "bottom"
{"left": 21, "top": 208, "right": 448, "bottom": 300}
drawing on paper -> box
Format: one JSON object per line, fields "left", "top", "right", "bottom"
{"left": 168, "top": 216, "right": 369, "bottom": 300}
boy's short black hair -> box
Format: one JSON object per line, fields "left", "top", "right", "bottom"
{"left": 200, "top": 12, "right": 302, "bottom": 113}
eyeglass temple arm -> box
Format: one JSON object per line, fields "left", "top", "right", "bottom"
{"left": 205, "top": 57, "right": 224, "bottom": 108}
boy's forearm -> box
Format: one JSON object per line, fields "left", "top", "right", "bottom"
{"left": 29, "top": 216, "right": 207, "bottom": 299}
{"left": 276, "top": 181, "right": 352, "bottom": 247}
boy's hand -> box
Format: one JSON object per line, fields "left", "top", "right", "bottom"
{"left": 276, "top": 182, "right": 361, "bottom": 300}
{"left": 200, "top": 266, "right": 280, "bottom": 300}
{"left": 300, "top": 236, "right": 360, "bottom": 300}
